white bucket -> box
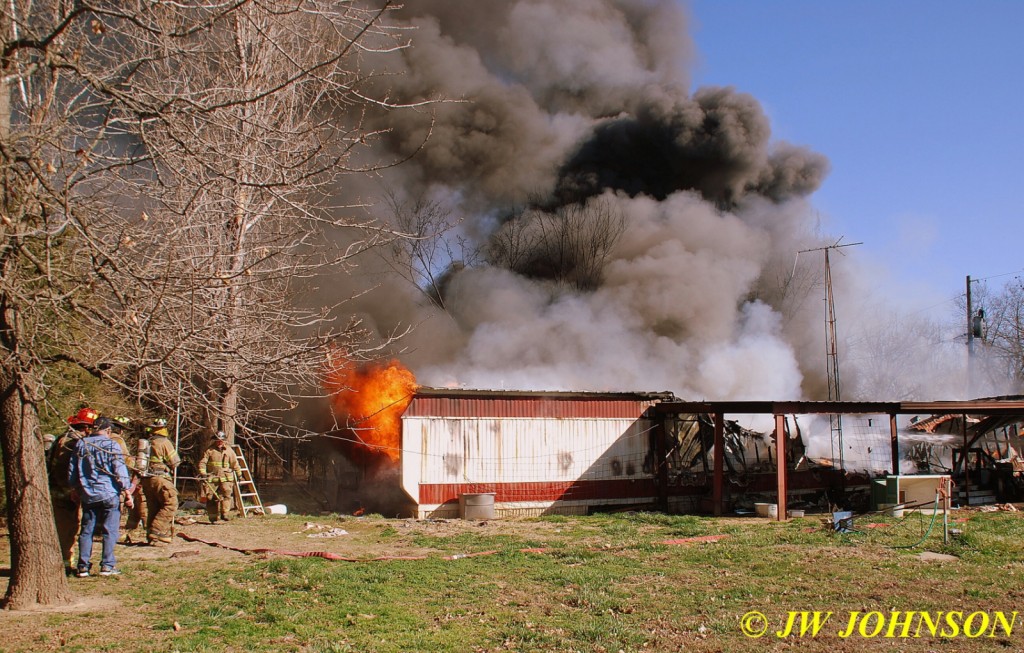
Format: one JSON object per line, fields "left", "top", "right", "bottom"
{"left": 266, "top": 504, "right": 288, "bottom": 515}
{"left": 459, "top": 493, "right": 496, "bottom": 520}
{"left": 754, "top": 503, "right": 778, "bottom": 518}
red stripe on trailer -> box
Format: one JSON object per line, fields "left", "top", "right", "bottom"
{"left": 418, "top": 479, "right": 660, "bottom": 504}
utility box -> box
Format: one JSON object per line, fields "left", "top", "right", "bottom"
{"left": 881, "top": 475, "right": 949, "bottom": 512}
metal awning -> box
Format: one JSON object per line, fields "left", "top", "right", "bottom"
{"left": 652, "top": 399, "right": 1024, "bottom": 416}
{"left": 650, "top": 398, "right": 1024, "bottom": 520}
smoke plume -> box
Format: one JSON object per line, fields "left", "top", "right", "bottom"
{"left": 333, "top": 0, "right": 979, "bottom": 403}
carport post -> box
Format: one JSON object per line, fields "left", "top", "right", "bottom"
{"left": 962, "top": 414, "right": 970, "bottom": 507}
{"left": 654, "top": 416, "right": 668, "bottom": 512}
{"left": 889, "top": 413, "right": 899, "bottom": 476}
{"left": 775, "top": 413, "right": 787, "bottom": 521}
{"left": 713, "top": 412, "right": 724, "bottom": 516}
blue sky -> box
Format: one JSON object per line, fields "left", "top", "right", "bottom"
{"left": 687, "top": 1, "right": 1024, "bottom": 310}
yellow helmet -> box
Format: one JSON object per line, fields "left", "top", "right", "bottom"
{"left": 146, "top": 418, "right": 169, "bottom": 437}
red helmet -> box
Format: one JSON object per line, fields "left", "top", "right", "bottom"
{"left": 67, "top": 407, "right": 99, "bottom": 427}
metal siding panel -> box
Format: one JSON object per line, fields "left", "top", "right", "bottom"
{"left": 405, "top": 415, "right": 655, "bottom": 490}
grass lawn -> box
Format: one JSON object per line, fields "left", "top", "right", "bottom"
{"left": 2, "top": 508, "right": 1022, "bottom": 652}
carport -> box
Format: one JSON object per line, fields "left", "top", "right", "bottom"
{"left": 650, "top": 399, "right": 1024, "bottom": 520}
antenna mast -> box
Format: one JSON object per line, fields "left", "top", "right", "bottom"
{"left": 798, "top": 239, "right": 862, "bottom": 474}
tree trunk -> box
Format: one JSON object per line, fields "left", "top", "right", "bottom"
{"left": 0, "top": 65, "right": 71, "bottom": 607}
{"left": 220, "top": 381, "right": 239, "bottom": 446}
{"left": 0, "top": 362, "right": 72, "bottom": 609}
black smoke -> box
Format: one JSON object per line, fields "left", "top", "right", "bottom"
{"left": 337, "top": 0, "right": 845, "bottom": 402}
{"left": 555, "top": 87, "right": 829, "bottom": 208}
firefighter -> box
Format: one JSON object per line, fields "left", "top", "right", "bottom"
{"left": 198, "top": 431, "right": 242, "bottom": 523}
{"left": 47, "top": 407, "right": 98, "bottom": 574}
{"left": 109, "top": 416, "right": 146, "bottom": 543}
{"left": 140, "top": 418, "right": 180, "bottom": 545}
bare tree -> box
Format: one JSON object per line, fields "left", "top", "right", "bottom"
{"left": 965, "top": 279, "right": 1024, "bottom": 393}
{"left": 85, "top": 2, "right": 413, "bottom": 446}
{"left": 379, "top": 188, "right": 478, "bottom": 311}
{"left": 487, "top": 196, "right": 626, "bottom": 292}
{"left": 844, "top": 314, "right": 963, "bottom": 401}
{"left": 0, "top": 0, "right": 412, "bottom": 609}
{"left": 0, "top": 0, "right": 138, "bottom": 609}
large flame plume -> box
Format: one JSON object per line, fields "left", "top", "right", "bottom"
{"left": 324, "top": 352, "right": 418, "bottom": 464}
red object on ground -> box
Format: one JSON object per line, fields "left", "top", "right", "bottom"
{"left": 177, "top": 532, "right": 507, "bottom": 562}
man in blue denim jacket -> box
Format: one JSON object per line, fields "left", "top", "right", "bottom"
{"left": 68, "top": 416, "right": 131, "bottom": 577}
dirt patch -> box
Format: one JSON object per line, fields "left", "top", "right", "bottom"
{"left": 0, "top": 512, "right": 571, "bottom": 650}
{"left": 168, "top": 513, "right": 570, "bottom": 559}
{"left": 0, "top": 594, "right": 118, "bottom": 616}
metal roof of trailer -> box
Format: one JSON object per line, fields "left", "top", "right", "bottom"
{"left": 405, "top": 388, "right": 677, "bottom": 419}
{"left": 413, "top": 388, "right": 677, "bottom": 401}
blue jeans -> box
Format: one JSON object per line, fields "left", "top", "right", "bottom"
{"left": 78, "top": 494, "right": 121, "bottom": 572}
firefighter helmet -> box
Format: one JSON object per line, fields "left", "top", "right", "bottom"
{"left": 146, "top": 418, "right": 169, "bottom": 437}
{"left": 214, "top": 431, "right": 227, "bottom": 441}
{"left": 67, "top": 407, "right": 99, "bottom": 427}
{"left": 111, "top": 415, "right": 131, "bottom": 430}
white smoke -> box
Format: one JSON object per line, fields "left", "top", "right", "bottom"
{"left": 410, "top": 191, "right": 800, "bottom": 397}
{"left": 333, "top": 0, "right": 999, "bottom": 403}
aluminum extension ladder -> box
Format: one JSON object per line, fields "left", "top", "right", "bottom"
{"left": 232, "top": 445, "right": 265, "bottom": 517}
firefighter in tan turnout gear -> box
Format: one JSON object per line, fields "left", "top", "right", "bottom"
{"left": 109, "top": 416, "right": 147, "bottom": 543}
{"left": 199, "top": 431, "right": 242, "bottom": 523}
{"left": 140, "top": 419, "right": 180, "bottom": 545}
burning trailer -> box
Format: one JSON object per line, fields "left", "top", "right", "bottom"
{"left": 327, "top": 387, "right": 854, "bottom": 518}
{"left": 401, "top": 389, "right": 674, "bottom": 518}
{"left": 315, "top": 365, "right": 1024, "bottom": 519}
{"left": 321, "top": 358, "right": 680, "bottom": 516}
{"left": 320, "top": 385, "right": 864, "bottom": 517}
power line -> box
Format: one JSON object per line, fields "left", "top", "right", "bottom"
{"left": 973, "top": 269, "right": 1024, "bottom": 284}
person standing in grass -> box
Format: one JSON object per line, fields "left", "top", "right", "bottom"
{"left": 68, "top": 416, "right": 131, "bottom": 577}
{"left": 198, "top": 431, "right": 242, "bottom": 523}
{"left": 48, "top": 406, "right": 99, "bottom": 574}
{"left": 109, "top": 416, "right": 147, "bottom": 543}
{"left": 141, "top": 418, "right": 181, "bottom": 545}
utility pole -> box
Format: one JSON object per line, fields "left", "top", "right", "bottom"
{"left": 966, "top": 275, "right": 974, "bottom": 397}
{"left": 799, "top": 239, "right": 862, "bottom": 480}
{"left": 962, "top": 276, "right": 986, "bottom": 506}
{"left": 965, "top": 275, "right": 986, "bottom": 397}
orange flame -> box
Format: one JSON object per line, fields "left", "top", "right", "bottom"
{"left": 324, "top": 352, "right": 418, "bottom": 464}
